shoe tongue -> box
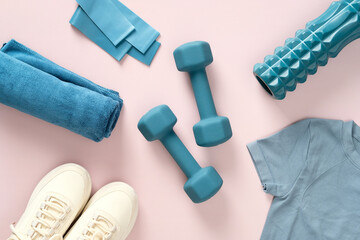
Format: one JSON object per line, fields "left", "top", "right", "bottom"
{"left": 92, "top": 232, "right": 105, "bottom": 240}
{"left": 39, "top": 195, "right": 67, "bottom": 226}
{"left": 96, "top": 217, "right": 112, "bottom": 230}
{"left": 49, "top": 234, "right": 63, "bottom": 240}
{"left": 7, "top": 234, "right": 21, "bottom": 240}
{"left": 29, "top": 228, "right": 50, "bottom": 240}
{"left": 86, "top": 215, "right": 115, "bottom": 240}
{"left": 31, "top": 196, "right": 68, "bottom": 240}
{"left": 47, "top": 196, "right": 66, "bottom": 217}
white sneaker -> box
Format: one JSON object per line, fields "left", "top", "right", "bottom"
{"left": 64, "top": 182, "right": 138, "bottom": 240}
{"left": 8, "top": 164, "right": 92, "bottom": 240}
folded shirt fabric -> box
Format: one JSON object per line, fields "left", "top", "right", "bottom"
{"left": 71, "top": 0, "right": 160, "bottom": 65}
{"left": 247, "top": 118, "right": 360, "bottom": 239}
{"left": 0, "top": 39, "right": 123, "bottom": 142}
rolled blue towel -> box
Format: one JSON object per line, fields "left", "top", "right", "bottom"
{"left": 0, "top": 39, "right": 123, "bottom": 142}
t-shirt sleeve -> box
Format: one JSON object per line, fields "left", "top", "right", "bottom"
{"left": 247, "top": 119, "right": 311, "bottom": 197}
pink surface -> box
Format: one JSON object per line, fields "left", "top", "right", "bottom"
{"left": 1, "top": 0, "right": 360, "bottom": 239}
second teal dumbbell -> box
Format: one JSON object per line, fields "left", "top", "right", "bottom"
{"left": 174, "top": 41, "right": 232, "bottom": 147}
{"left": 138, "top": 105, "right": 223, "bottom": 203}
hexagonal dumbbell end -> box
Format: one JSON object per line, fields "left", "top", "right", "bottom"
{"left": 138, "top": 105, "right": 177, "bottom": 142}
{"left": 173, "top": 41, "right": 213, "bottom": 72}
{"left": 184, "top": 166, "right": 223, "bottom": 203}
{"left": 193, "top": 116, "right": 232, "bottom": 147}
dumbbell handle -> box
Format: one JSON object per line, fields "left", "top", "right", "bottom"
{"left": 254, "top": 0, "right": 360, "bottom": 100}
{"left": 160, "top": 130, "right": 201, "bottom": 178}
{"left": 190, "top": 69, "right": 217, "bottom": 119}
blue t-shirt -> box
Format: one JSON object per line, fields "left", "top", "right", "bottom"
{"left": 247, "top": 119, "right": 360, "bottom": 240}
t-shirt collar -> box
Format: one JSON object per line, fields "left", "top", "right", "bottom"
{"left": 343, "top": 120, "right": 360, "bottom": 167}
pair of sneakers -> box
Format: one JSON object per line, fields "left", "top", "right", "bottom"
{"left": 8, "top": 164, "right": 138, "bottom": 240}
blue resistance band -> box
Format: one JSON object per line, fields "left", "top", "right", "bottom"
{"left": 70, "top": 6, "right": 160, "bottom": 65}
{"left": 70, "top": 7, "right": 131, "bottom": 61}
{"left": 109, "top": 0, "right": 160, "bottom": 54}
{"left": 76, "top": 0, "right": 160, "bottom": 55}
{"left": 76, "top": 0, "right": 134, "bottom": 47}
{"left": 128, "top": 40, "right": 160, "bottom": 66}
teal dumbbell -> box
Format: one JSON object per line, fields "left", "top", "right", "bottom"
{"left": 254, "top": 0, "right": 360, "bottom": 100}
{"left": 173, "top": 41, "right": 232, "bottom": 147}
{"left": 138, "top": 105, "right": 223, "bottom": 203}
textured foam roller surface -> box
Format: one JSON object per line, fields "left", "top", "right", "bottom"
{"left": 254, "top": 0, "right": 360, "bottom": 100}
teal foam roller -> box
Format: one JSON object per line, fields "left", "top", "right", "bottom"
{"left": 254, "top": 0, "right": 360, "bottom": 100}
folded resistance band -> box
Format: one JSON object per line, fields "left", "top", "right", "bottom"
{"left": 77, "top": 0, "right": 159, "bottom": 54}
{"left": 70, "top": 6, "right": 160, "bottom": 65}
{"left": 0, "top": 39, "right": 123, "bottom": 142}
{"left": 108, "top": 0, "right": 160, "bottom": 54}
{"left": 77, "top": 0, "right": 134, "bottom": 47}
{"left": 71, "top": 0, "right": 160, "bottom": 65}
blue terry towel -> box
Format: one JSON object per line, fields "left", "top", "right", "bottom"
{"left": 0, "top": 39, "right": 123, "bottom": 142}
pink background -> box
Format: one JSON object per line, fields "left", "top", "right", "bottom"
{"left": 1, "top": 0, "right": 360, "bottom": 239}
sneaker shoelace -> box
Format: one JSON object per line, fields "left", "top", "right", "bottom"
{"left": 80, "top": 214, "right": 116, "bottom": 240}
{"left": 9, "top": 195, "right": 70, "bottom": 240}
